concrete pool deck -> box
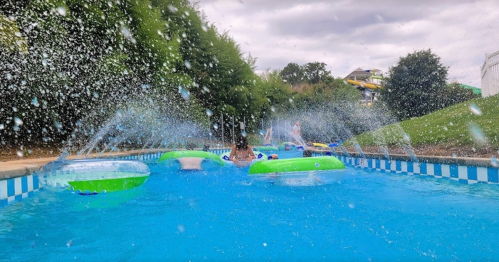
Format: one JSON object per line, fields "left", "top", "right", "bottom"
{"left": 0, "top": 149, "right": 496, "bottom": 180}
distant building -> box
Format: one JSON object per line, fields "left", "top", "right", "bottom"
{"left": 481, "top": 50, "right": 499, "bottom": 97}
{"left": 344, "top": 68, "right": 384, "bottom": 105}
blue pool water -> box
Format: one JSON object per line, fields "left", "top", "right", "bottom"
{"left": 2, "top": 151, "right": 499, "bottom": 261}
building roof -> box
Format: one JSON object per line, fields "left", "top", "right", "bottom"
{"left": 344, "top": 68, "right": 372, "bottom": 80}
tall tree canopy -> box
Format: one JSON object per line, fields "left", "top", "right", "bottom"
{"left": 280, "top": 62, "right": 303, "bottom": 85}
{"left": 303, "top": 62, "right": 332, "bottom": 84}
{"left": 0, "top": 0, "right": 267, "bottom": 148}
{"left": 380, "top": 49, "right": 448, "bottom": 120}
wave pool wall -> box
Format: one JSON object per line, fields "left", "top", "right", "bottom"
{"left": 2, "top": 148, "right": 497, "bottom": 207}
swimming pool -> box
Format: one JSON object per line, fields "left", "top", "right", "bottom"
{"left": 2, "top": 151, "right": 499, "bottom": 261}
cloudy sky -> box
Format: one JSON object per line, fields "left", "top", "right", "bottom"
{"left": 195, "top": 0, "right": 498, "bottom": 88}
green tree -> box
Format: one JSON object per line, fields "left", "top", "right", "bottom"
{"left": 380, "top": 49, "right": 448, "bottom": 120}
{"left": 303, "top": 62, "right": 332, "bottom": 84}
{"left": 0, "top": 14, "right": 27, "bottom": 52}
{"left": 440, "top": 82, "right": 479, "bottom": 107}
{"left": 280, "top": 62, "right": 304, "bottom": 85}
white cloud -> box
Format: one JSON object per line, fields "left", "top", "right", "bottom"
{"left": 196, "top": 0, "right": 499, "bottom": 87}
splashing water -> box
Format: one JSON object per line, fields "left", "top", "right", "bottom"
{"left": 354, "top": 143, "right": 366, "bottom": 159}
{"left": 381, "top": 146, "right": 390, "bottom": 160}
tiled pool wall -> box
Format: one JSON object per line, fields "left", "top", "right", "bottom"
{"left": 333, "top": 154, "right": 499, "bottom": 185}
{"left": 0, "top": 174, "right": 40, "bottom": 207}
{"left": 2, "top": 149, "right": 498, "bottom": 207}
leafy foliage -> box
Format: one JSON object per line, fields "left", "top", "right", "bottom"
{"left": 280, "top": 61, "right": 333, "bottom": 85}
{"left": 380, "top": 49, "right": 448, "bottom": 120}
{"left": 280, "top": 62, "right": 303, "bottom": 85}
{"left": 0, "top": 0, "right": 266, "bottom": 148}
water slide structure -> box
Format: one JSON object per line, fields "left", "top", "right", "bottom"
{"left": 346, "top": 79, "right": 383, "bottom": 89}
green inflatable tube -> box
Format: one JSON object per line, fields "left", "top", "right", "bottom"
{"left": 248, "top": 156, "right": 345, "bottom": 175}
{"left": 68, "top": 175, "right": 149, "bottom": 193}
{"left": 159, "top": 150, "right": 225, "bottom": 166}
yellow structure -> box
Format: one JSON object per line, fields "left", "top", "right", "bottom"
{"left": 344, "top": 68, "right": 384, "bottom": 105}
{"left": 346, "top": 79, "right": 382, "bottom": 90}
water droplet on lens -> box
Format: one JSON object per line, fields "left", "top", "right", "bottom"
{"left": 32, "top": 98, "right": 40, "bottom": 107}
{"left": 14, "top": 117, "right": 23, "bottom": 126}
{"left": 469, "top": 104, "right": 482, "bottom": 115}
{"left": 375, "top": 14, "right": 384, "bottom": 22}
{"left": 120, "top": 26, "right": 136, "bottom": 43}
{"left": 181, "top": 89, "right": 190, "bottom": 100}
{"left": 469, "top": 123, "right": 487, "bottom": 145}
{"left": 491, "top": 156, "right": 498, "bottom": 167}
{"left": 56, "top": 6, "right": 67, "bottom": 16}
{"left": 168, "top": 5, "right": 178, "bottom": 12}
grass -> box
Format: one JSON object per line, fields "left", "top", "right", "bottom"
{"left": 350, "top": 94, "right": 499, "bottom": 148}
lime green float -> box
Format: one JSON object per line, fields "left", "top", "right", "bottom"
{"left": 68, "top": 174, "right": 149, "bottom": 193}
{"left": 159, "top": 150, "right": 224, "bottom": 170}
{"left": 39, "top": 159, "right": 150, "bottom": 194}
{"left": 248, "top": 156, "right": 345, "bottom": 175}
